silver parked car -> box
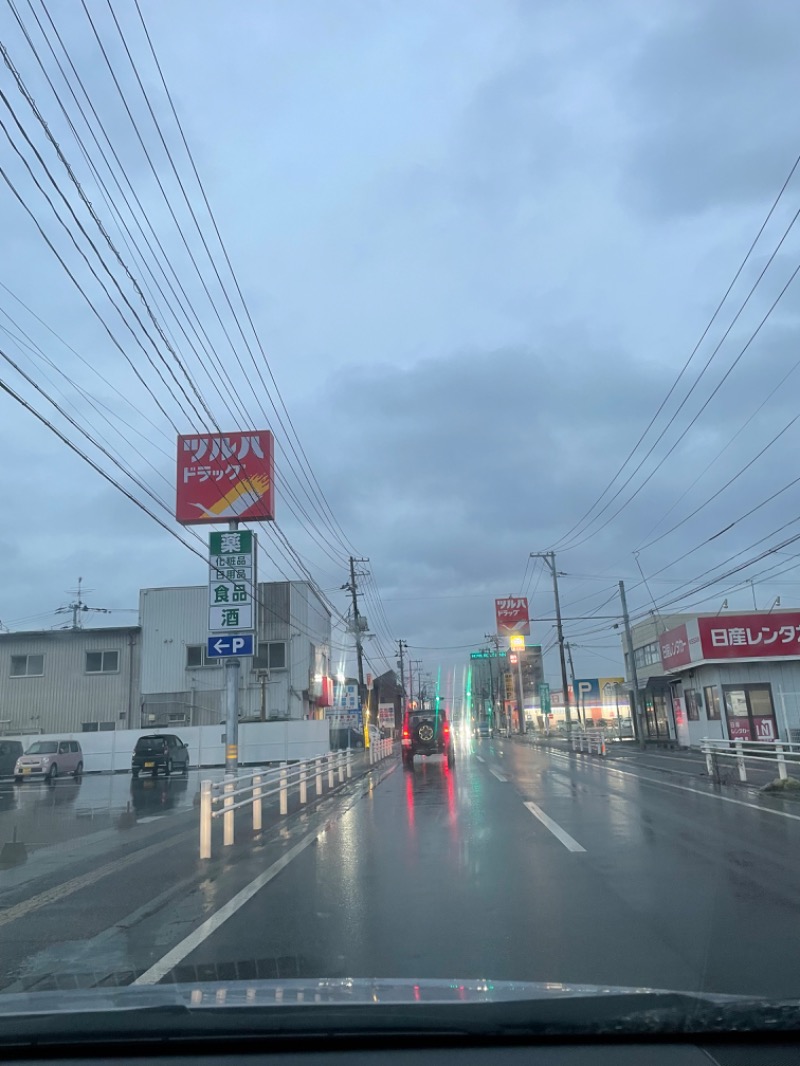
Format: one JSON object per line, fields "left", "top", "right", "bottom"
{"left": 14, "top": 739, "right": 83, "bottom": 783}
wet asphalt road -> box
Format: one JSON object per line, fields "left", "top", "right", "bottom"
{"left": 2, "top": 739, "right": 800, "bottom": 997}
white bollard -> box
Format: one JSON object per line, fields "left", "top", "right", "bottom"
{"left": 338, "top": 750, "right": 345, "bottom": 783}
{"left": 252, "top": 773, "right": 262, "bottom": 832}
{"left": 279, "top": 762, "right": 288, "bottom": 815}
{"left": 346, "top": 748, "right": 352, "bottom": 779}
{"left": 777, "top": 743, "right": 788, "bottom": 780}
{"left": 200, "top": 779, "right": 212, "bottom": 859}
{"left": 328, "top": 752, "right": 335, "bottom": 789}
{"left": 300, "top": 761, "right": 308, "bottom": 804}
{"left": 316, "top": 755, "right": 323, "bottom": 796}
{"left": 223, "top": 778, "right": 235, "bottom": 846}
{"left": 735, "top": 741, "right": 747, "bottom": 782}
{"left": 704, "top": 746, "right": 714, "bottom": 776}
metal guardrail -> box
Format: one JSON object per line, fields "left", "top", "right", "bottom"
{"left": 700, "top": 737, "right": 800, "bottom": 784}
{"left": 570, "top": 729, "right": 607, "bottom": 756}
{"left": 199, "top": 741, "right": 394, "bottom": 858}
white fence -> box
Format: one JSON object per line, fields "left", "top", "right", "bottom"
{"left": 1, "top": 720, "right": 331, "bottom": 774}
{"left": 570, "top": 729, "right": 608, "bottom": 756}
{"left": 200, "top": 740, "right": 395, "bottom": 857}
{"left": 701, "top": 737, "right": 800, "bottom": 783}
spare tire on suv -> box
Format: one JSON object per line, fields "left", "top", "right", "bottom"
{"left": 401, "top": 708, "right": 455, "bottom": 770}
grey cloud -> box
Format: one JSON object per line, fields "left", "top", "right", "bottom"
{"left": 622, "top": 0, "right": 800, "bottom": 216}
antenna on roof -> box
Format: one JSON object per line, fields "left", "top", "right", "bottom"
{"left": 55, "top": 577, "right": 112, "bottom": 630}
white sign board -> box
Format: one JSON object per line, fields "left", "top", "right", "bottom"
{"left": 208, "top": 530, "right": 256, "bottom": 634}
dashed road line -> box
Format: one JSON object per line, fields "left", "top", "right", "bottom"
{"left": 524, "top": 801, "right": 586, "bottom": 852}
{"left": 489, "top": 767, "right": 508, "bottom": 782}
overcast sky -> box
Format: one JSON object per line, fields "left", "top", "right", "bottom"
{"left": 1, "top": 0, "right": 800, "bottom": 692}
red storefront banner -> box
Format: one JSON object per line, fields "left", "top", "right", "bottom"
{"left": 176, "top": 431, "right": 275, "bottom": 524}
{"left": 659, "top": 623, "right": 692, "bottom": 670}
{"left": 495, "top": 596, "right": 530, "bottom": 636}
{"left": 698, "top": 612, "right": 800, "bottom": 660}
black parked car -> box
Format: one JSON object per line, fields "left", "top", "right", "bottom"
{"left": 131, "top": 734, "right": 190, "bottom": 778}
{"left": 401, "top": 708, "right": 454, "bottom": 770}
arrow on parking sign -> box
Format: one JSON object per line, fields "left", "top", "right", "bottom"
{"left": 208, "top": 633, "right": 254, "bottom": 658}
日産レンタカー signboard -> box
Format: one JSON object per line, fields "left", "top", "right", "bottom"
{"left": 659, "top": 623, "right": 693, "bottom": 670}
{"left": 176, "top": 431, "right": 274, "bottom": 524}
{"left": 495, "top": 596, "right": 530, "bottom": 636}
{"left": 698, "top": 612, "right": 800, "bottom": 659}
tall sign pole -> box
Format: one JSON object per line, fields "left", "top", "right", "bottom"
{"left": 224, "top": 521, "right": 240, "bottom": 778}
{"left": 177, "top": 429, "right": 273, "bottom": 796}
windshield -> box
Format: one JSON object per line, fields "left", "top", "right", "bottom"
{"left": 134, "top": 738, "right": 167, "bottom": 753}
{"left": 24, "top": 742, "right": 57, "bottom": 755}
{"left": 1, "top": 0, "right": 800, "bottom": 1047}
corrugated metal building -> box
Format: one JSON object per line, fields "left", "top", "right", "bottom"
{"left": 0, "top": 627, "right": 140, "bottom": 735}
{"left": 139, "top": 582, "right": 331, "bottom": 727}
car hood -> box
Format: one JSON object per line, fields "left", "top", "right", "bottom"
{"left": 0, "top": 978, "right": 798, "bottom": 1041}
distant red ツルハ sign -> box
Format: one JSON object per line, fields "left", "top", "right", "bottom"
{"left": 495, "top": 596, "right": 530, "bottom": 636}
{"left": 176, "top": 431, "right": 274, "bottom": 525}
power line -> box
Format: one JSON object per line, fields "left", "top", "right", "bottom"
{"left": 549, "top": 149, "right": 800, "bottom": 551}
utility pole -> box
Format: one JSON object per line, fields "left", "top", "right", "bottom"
{"left": 411, "top": 659, "right": 423, "bottom": 709}
{"left": 345, "top": 557, "right": 368, "bottom": 692}
{"left": 531, "top": 552, "right": 571, "bottom": 733}
{"left": 396, "top": 639, "right": 407, "bottom": 733}
{"left": 619, "top": 580, "right": 644, "bottom": 748}
{"left": 484, "top": 632, "right": 501, "bottom": 727}
{"left": 565, "top": 642, "right": 579, "bottom": 727}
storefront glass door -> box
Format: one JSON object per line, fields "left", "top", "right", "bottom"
{"left": 722, "top": 684, "right": 777, "bottom": 741}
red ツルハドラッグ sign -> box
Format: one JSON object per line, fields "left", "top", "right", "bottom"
{"left": 176, "top": 431, "right": 274, "bottom": 524}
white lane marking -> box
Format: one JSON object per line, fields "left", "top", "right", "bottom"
{"left": 475, "top": 754, "right": 485, "bottom": 763}
{"left": 538, "top": 748, "right": 800, "bottom": 824}
{"left": 524, "top": 801, "right": 586, "bottom": 852}
{"left": 489, "top": 767, "right": 508, "bottom": 782}
{"left": 134, "top": 828, "right": 318, "bottom": 985}
{"left": 602, "top": 763, "right": 800, "bottom": 822}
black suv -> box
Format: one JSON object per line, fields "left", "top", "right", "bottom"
{"left": 132, "top": 734, "right": 190, "bottom": 778}
{"left": 401, "top": 708, "right": 454, "bottom": 770}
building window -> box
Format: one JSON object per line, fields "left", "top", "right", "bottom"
{"left": 685, "top": 689, "right": 699, "bottom": 721}
{"left": 704, "top": 686, "right": 721, "bottom": 720}
{"left": 98, "top": 721, "right": 115, "bottom": 731}
{"left": 86, "top": 651, "right": 119, "bottom": 674}
{"left": 634, "top": 642, "right": 661, "bottom": 670}
{"left": 258, "top": 641, "right": 286, "bottom": 669}
{"left": 186, "top": 645, "right": 219, "bottom": 667}
{"left": 10, "top": 654, "right": 43, "bottom": 677}
{"left": 82, "top": 722, "right": 99, "bottom": 732}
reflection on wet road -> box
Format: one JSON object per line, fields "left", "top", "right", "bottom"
{"left": 4, "top": 741, "right": 800, "bottom": 999}
{"left": 0, "top": 769, "right": 220, "bottom": 850}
